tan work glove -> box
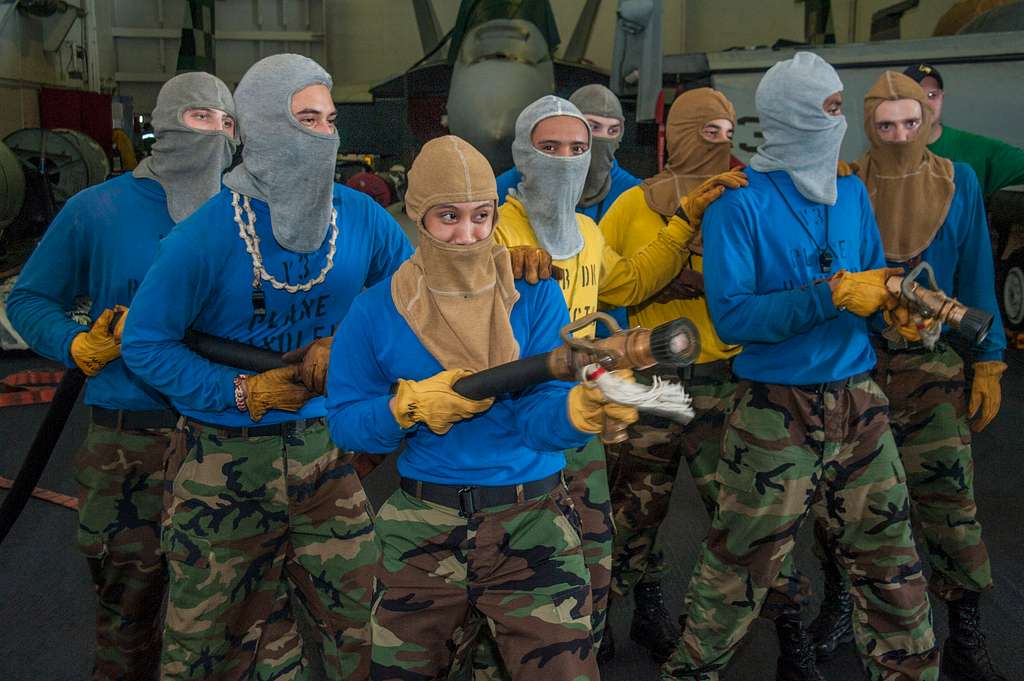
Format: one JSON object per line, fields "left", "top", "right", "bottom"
{"left": 391, "top": 369, "right": 495, "bottom": 434}
{"left": 679, "top": 170, "right": 748, "bottom": 228}
{"left": 830, "top": 268, "right": 902, "bottom": 317}
{"left": 244, "top": 365, "right": 316, "bottom": 422}
{"left": 883, "top": 305, "right": 936, "bottom": 342}
{"left": 70, "top": 305, "right": 128, "bottom": 376}
{"left": 837, "top": 160, "right": 860, "bottom": 177}
{"left": 507, "top": 245, "right": 564, "bottom": 284}
{"left": 968, "top": 360, "right": 1008, "bottom": 432}
{"left": 282, "top": 337, "right": 333, "bottom": 395}
{"left": 566, "top": 372, "right": 640, "bottom": 434}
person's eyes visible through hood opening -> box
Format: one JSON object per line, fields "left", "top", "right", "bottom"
{"left": 873, "top": 99, "right": 923, "bottom": 143}
{"left": 700, "top": 118, "right": 734, "bottom": 143}
{"left": 423, "top": 201, "right": 495, "bottom": 245}
{"left": 531, "top": 115, "right": 590, "bottom": 157}
{"left": 584, "top": 114, "right": 622, "bottom": 140}
{"left": 823, "top": 92, "right": 843, "bottom": 117}
{"left": 290, "top": 84, "right": 337, "bottom": 135}
{"left": 181, "top": 107, "right": 236, "bottom": 138}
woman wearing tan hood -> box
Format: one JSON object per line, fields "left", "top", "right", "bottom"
{"left": 323, "top": 135, "right": 636, "bottom": 681}
{"left": 808, "top": 70, "right": 1009, "bottom": 681}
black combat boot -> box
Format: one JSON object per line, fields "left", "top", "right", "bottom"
{"left": 774, "top": 612, "right": 826, "bottom": 681}
{"left": 808, "top": 556, "right": 853, "bottom": 658}
{"left": 941, "top": 591, "right": 1007, "bottom": 681}
{"left": 629, "top": 581, "right": 680, "bottom": 663}
{"left": 597, "top": 598, "right": 615, "bottom": 665}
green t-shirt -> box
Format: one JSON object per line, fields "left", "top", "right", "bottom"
{"left": 928, "top": 125, "right": 1024, "bottom": 198}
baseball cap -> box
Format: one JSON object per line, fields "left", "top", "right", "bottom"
{"left": 902, "top": 63, "right": 944, "bottom": 89}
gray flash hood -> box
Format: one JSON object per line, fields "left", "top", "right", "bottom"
{"left": 510, "top": 95, "right": 591, "bottom": 260}
{"left": 133, "top": 72, "right": 236, "bottom": 223}
{"left": 749, "top": 51, "right": 847, "bottom": 206}
{"left": 224, "top": 54, "right": 339, "bottom": 254}
{"left": 569, "top": 84, "right": 624, "bottom": 207}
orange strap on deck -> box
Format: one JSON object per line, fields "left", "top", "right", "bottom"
{"left": 0, "top": 476, "right": 78, "bottom": 510}
{"left": 0, "top": 369, "right": 65, "bottom": 407}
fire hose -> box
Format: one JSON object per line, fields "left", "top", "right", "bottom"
{"left": 0, "top": 312, "right": 699, "bottom": 546}
{"left": 182, "top": 311, "right": 702, "bottom": 442}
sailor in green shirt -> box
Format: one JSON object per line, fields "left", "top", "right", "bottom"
{"left": 904, "top": 63, "right": 1024, "bottom": 198}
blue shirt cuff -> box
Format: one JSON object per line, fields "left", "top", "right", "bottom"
{"left": 371, "top": 394, "right": 411, "bottom": 445}
{"left": 813, "top": 281, "right": 840, "bottom": 321}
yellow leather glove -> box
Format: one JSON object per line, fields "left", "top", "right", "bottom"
{"left": 679, "top": 170, "right": 748, "bottom": 228}
{"left": 244, "top": 365, "right": 316, "bottom": 422}
{"left": 391, "top": 369, "right": 495, "bottom": 434}
{"left": 507, "top": 246, "right": 565, "bottom": 283}
{"left": 830, "top": 268, "right": 902, "bottom": 317}
{"left": 883, "top": 305, "right": 936, "bottom": 342}
{"left": 70, "top": 306, "right": 127, "bottom": 376}
{"left": 566, "top": 372, "right": 640, "bottom": 434}
{"left": 968, "top": 360, "right": 1008, "bottom": 432}
{"left": 282, "top": 337, "right": 333, "bottom": 395}
{"left": 837, "top": 159, "right": 860, "bottom": 177}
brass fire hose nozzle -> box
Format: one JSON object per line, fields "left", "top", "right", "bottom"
{"left": 884, "top": 262, "right": 992, "bottom": 346}
{"left": 546, "top": 312, "right": 701, "bottom": 444}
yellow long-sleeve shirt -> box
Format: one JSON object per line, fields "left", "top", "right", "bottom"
{"left": 599, "top": 186, "right": 740, "bottom": 364}
{"left": 496, "top": 197, "right": 691, "bottom": 337}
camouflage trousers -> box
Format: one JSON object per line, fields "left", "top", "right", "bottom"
{"left": 75, "top": 421, "right": 170, "bottom": 681}
{"left": 456, "top": 439, "right": 612, "bottom": 680}
{"left": 161, "top": 419, "right": 377, "bottom": 680}
{"left": 874, "top": 341, "right": 992, "bottom": 601}
{"left": 662, "top": 376, "right": 939, "bottom": 681}
{"left": 372, "top": 479, "right": 597, "bottom": 681}
{"left": 814, "top": 341, "right": 993, "bottom": 602}
{"left": 606, "top": 373, "right": 809, "bottom": 617}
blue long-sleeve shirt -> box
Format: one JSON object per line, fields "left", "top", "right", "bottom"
{"left": 121, "top": 185, "right": 413, "bottom": 426}
{"left": 876, "top": 162, "right": 1005, "bottom": 362}
{"left": 7, "top": 174, "right": 173, "bottom": 411}
{"left": 703, "top": 169, "right": 883, "bottom": 385}
{"left": 496, "top": 159, "right": 641, "bottom": 224}
{"left": 325, "top": 276, "right": 589, "bottom": 486}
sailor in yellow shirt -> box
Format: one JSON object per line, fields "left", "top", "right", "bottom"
{"left": 598, "top": 88, "right": 815, "bottom": 673}
{"left": 446, "top": 95, "right": 686, "bottom": 675}
{"left": 495, "top": 97, "right": 697, "bottom": 338}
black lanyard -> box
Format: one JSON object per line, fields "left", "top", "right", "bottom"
{"left": 766, "top": 175, "right": 833, "bottom": 274}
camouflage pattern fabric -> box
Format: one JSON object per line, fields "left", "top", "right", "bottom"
{"left": 606, "top": 374, "right": 809, "bottom": 616}
{"left": 874, "top": 340, "right": 992, "bottom": 601}
{"left": 160, "top": 420, "right": 376, "bottom": 680}
{"left": 662, "top": 377, "right": 939, "bottom": 681}
{"left": 454, "top": 438, "right": 612, "bottom": 681}
{"left": 371, "top": 481, "right": 597, "bottom": 681}
{"left": 75, "top": 422, "right": 170, "bottom": 681}
{"left": 563, "top": 437, "right": 613, "bottom": 645}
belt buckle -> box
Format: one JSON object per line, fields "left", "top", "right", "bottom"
{"left": 678, "top": 365, "right": 694, "bottom": 381}
{"left": 457, "top": 487, "right": 478, "bottom": 518}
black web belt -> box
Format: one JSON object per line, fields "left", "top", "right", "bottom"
{"left": 401, "top": 471, "right": 563, "bottom": 517}
{"left": 791, "top": 370, "right": 872, "bottom": 394}
{"left": 186, "top": 416, "right": 326, "bottom": 439}
{"left": 91, "top": 407, "right": 178, "bottom": 431}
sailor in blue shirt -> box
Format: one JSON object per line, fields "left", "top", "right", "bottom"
{"left": 324, "top": 135, "right": 636, "bottom": 679}
{"left": 121, "top": 55, "right": 411, "bottom": 679}
{"left": 812, "top": 70, "right": 1008, "bottom": 681}
{"left": 666, "top": 53, "right": 939, "bottom": 681}
{"left": 6, "top": 71, "right": 236, "bottom": 680}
